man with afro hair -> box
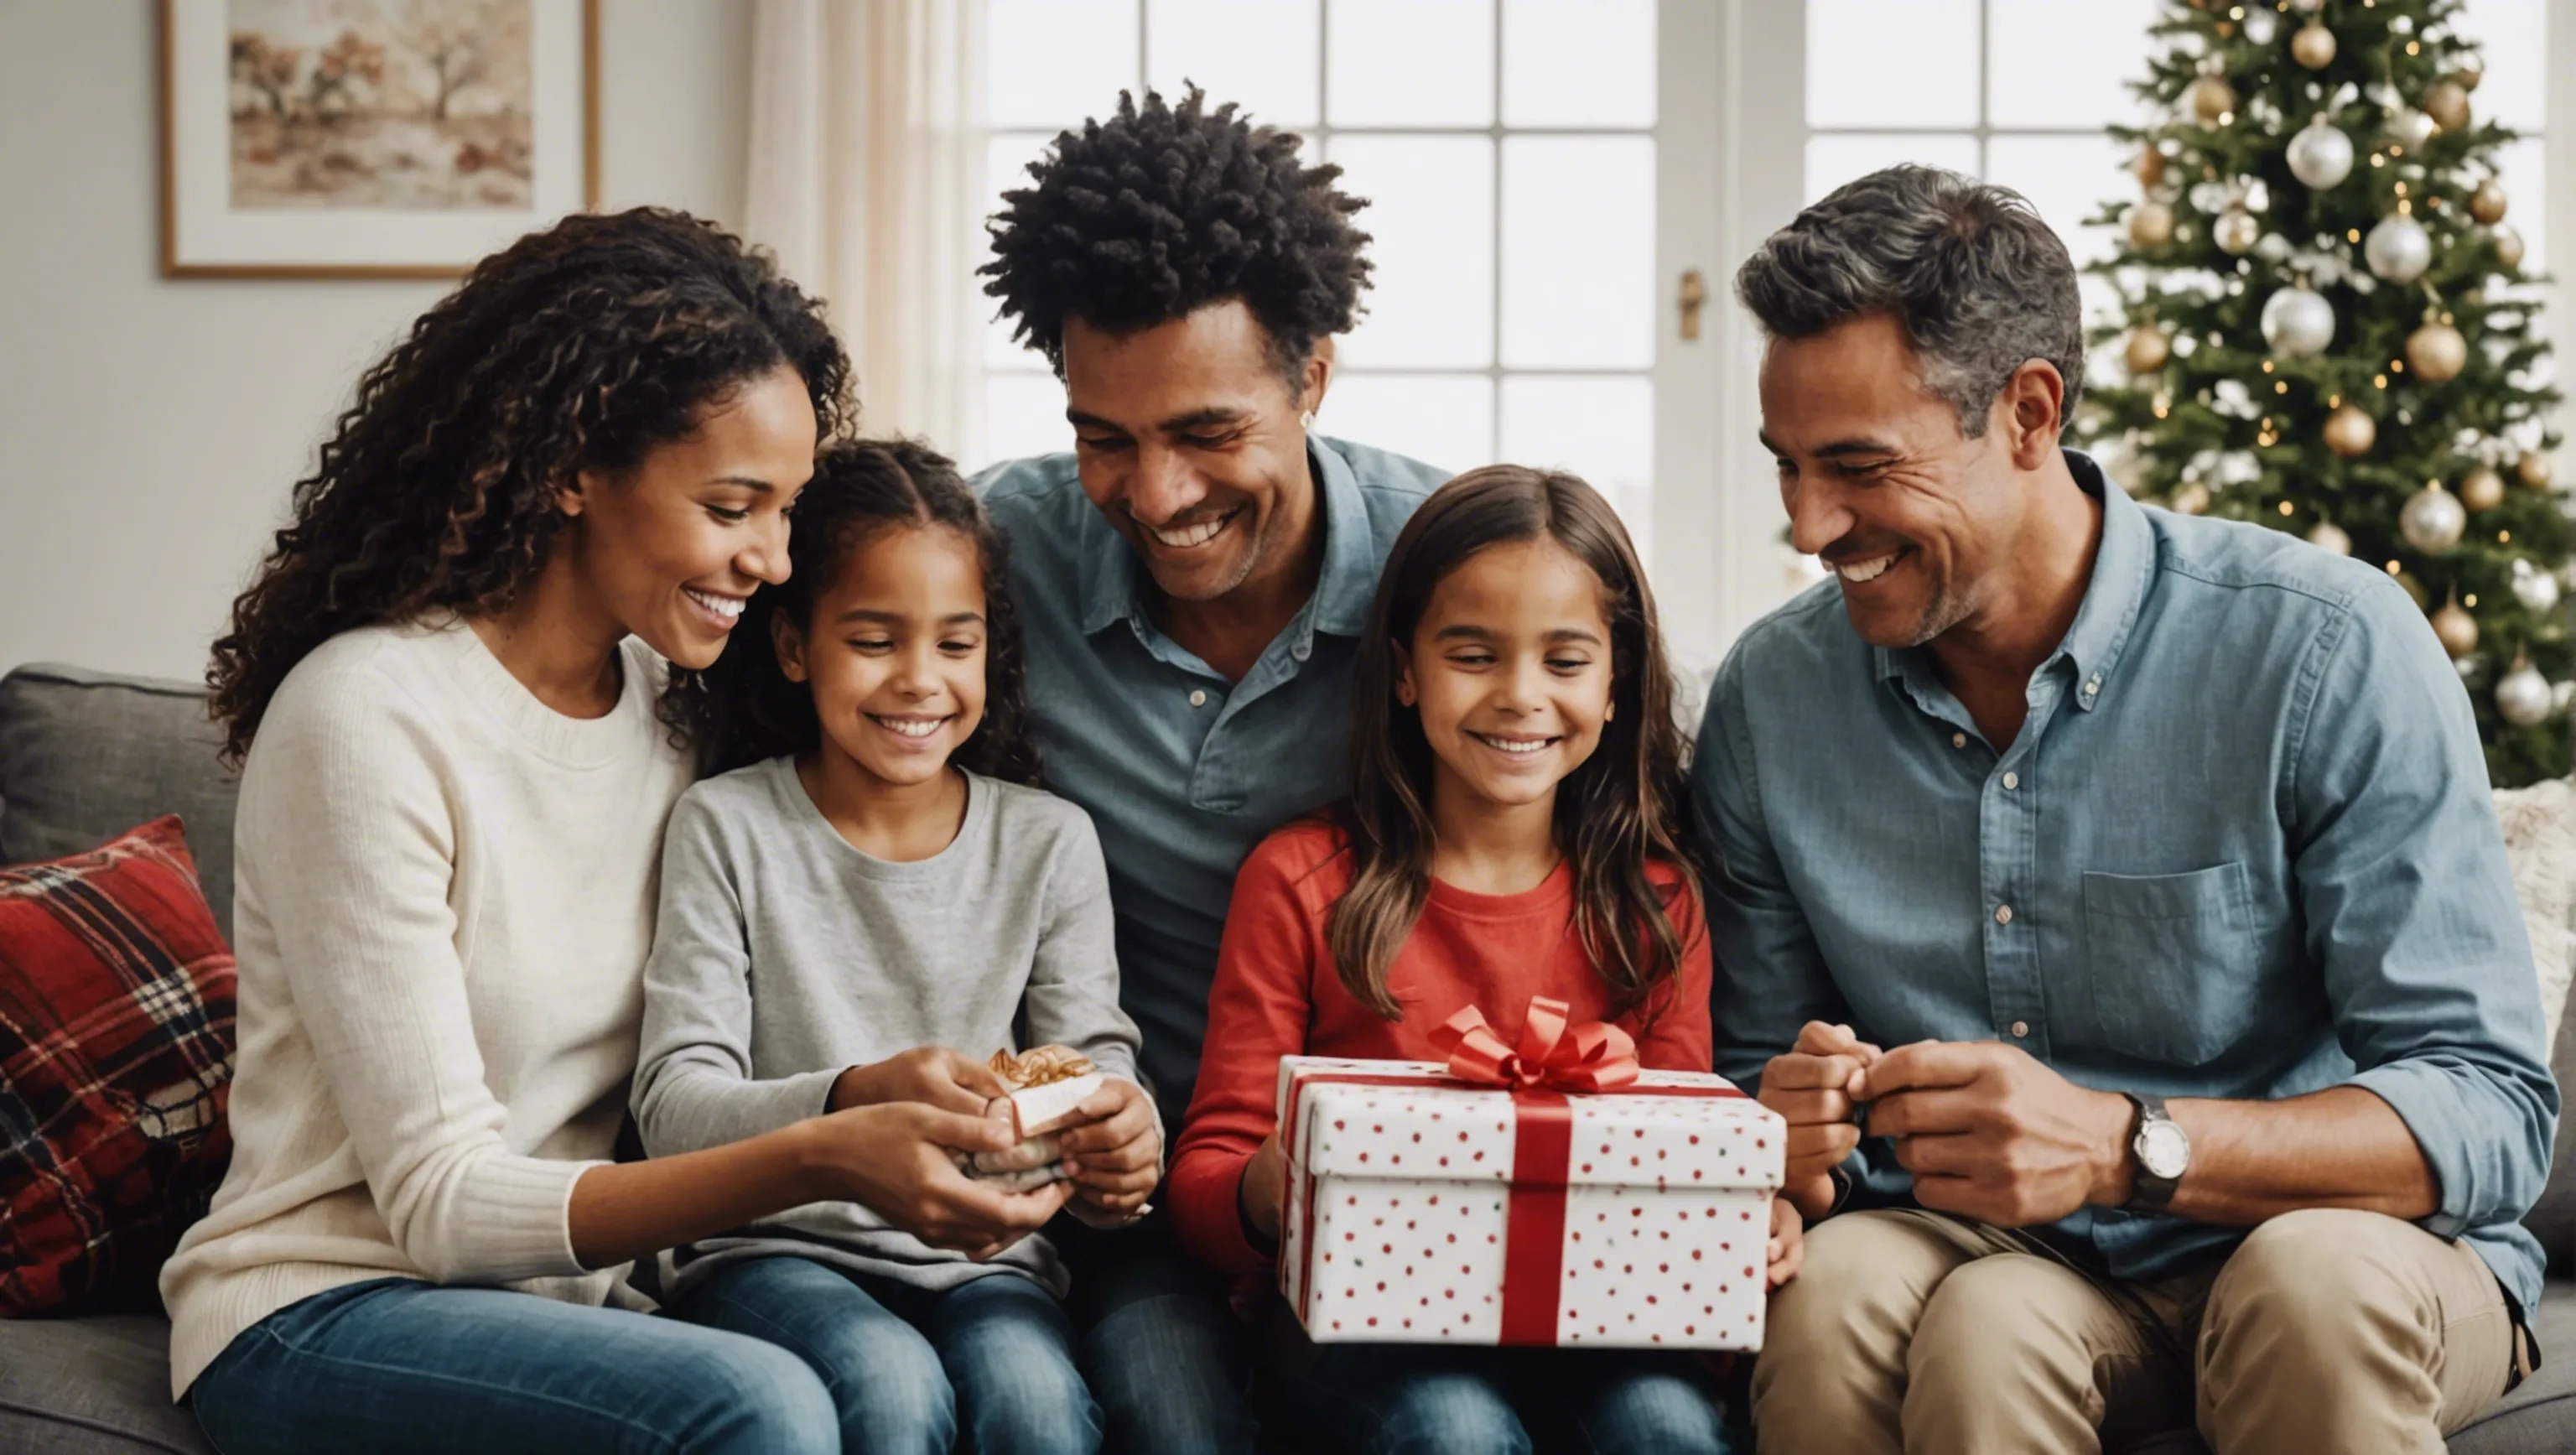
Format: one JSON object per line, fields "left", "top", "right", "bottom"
{"left": 977, "top": 87, "right": 1447, "bottom": 1452}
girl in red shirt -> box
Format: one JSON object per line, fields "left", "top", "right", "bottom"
{"left": 1170, "top": 465, "right": 1800, "bottom": 1455}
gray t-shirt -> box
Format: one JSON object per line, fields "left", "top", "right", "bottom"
{"left": 633, "top": 756, "right": 1141, "bottom": 1298}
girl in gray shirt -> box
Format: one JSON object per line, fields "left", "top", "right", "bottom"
{"left": 634, "top": 439, "right": 1158, "bottom": 1455}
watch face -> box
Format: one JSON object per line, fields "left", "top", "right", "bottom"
{"left": 2138, "top": 1120, "right": 2191, "bottom": 1180}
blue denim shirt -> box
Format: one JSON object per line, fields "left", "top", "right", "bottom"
{"left": 1696, "top": 449, "right": 2558, "bottom": 1309}
{"left": 978, "top": 437, "right": 1446, "bottom": 1129}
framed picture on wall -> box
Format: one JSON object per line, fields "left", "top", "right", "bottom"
{"left": 160, "top": 0, "right": 598, "bottom": 278}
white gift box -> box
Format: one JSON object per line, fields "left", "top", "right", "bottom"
{"left": 1275, "top": 1055, "right": 1784, "bottom": 1350}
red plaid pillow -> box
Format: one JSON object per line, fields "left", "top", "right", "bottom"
{"left": 1, "top": 815, "right": 236, "bottom": 1315}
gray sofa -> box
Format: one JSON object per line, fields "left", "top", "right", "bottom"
{"left": 3, "top": 660, "right": 2575, "bottom": 1453}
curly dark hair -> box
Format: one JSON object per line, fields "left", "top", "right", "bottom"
{"left": 206, "top": 206, "right": 854, "bottom": 766}
{"left": 981, "top": 86, "right": 1372, "bottom": 389}
{"left": 691, "top": 437, "right": 1041, "bottom": 787}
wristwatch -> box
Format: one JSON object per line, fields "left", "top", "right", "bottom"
{"left": 2123, "top": 1092, "right": 2189, "bottom": 1209}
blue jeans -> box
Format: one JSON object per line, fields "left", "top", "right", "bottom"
{"left": 189, "top": 1277, "right": 838, "bottom": 1455}
{"left": 1262, "top": 1304, "right": 1740, "bottom": 1455}
{"left": 1059, "top": 1217, "right": 1259, "bottom": 1455}
{"left": 678, "top": 1255, "right": 1099, "bottom": 1455}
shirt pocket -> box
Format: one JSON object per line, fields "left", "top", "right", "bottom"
{"left": 2079, "top": 863, "right": 2259, "bottom": 1068}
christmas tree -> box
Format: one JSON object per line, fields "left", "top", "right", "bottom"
{"left": 2082, "top": 0, "right": 2567, "bottom": 786}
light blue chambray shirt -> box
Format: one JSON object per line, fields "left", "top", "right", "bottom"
{"left": 1697, "top": 448, "right": 2559, "bottom": 1310}
{"left": 978, "top": 436, "right": 1447, "bottom": 1130}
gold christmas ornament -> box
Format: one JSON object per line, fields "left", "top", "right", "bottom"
{"left": 2461, "top": 466, "right": 2508, "bottom": 512}
{"left": 2454, "top": 54, "right": 2484, "bottom": 91}
{"left": 2214, "top": 209, "right": 2262, "bottom": 255}
{"left": 2398, "top": 479, "right": 2466, "bottom": 551}
{"left": 2423, "top": 81, "right": 2471, "bottom": 133}
{"left": 2192, "top": 75, "right": 2237, "bottom": 124}
{"left": 2404, "top": 321, "right": 2468, "bottom": 383}
{"left": 2137, "top": 148, "right": 2167, "bottom": 189}
{"left": 2432, "top": 600, "right": 2480, "bottom": 658}
{"left": 2470, "top": 180, "right": 2509, "bottom": 225}
{"left": 2519, "top": 454, "right": 2555, "bottom": 491}
{"left": 2307, "top": 521, "right": 2353, "bottom": 556}
{"left": 2290, "top": 22, "right": 2337, "bottom": 69}
{"left": 2491, "top": 226, "right": 2527, "bottom": 272}
{"left": 2128, "top": 200, "right": 2176, "bottom": 248}
{"left": 2325, "top": 404, "right": 2378, "bottom": 460}
{"left": 2125, "top": 326, "right": 2172, "bottom": 374}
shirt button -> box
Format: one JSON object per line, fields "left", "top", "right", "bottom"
{"left": 2084, "top": 675, "right": 2101, "bottom": 696}
{"left": 2002, "top": 772, "right": 2020, "bottom": 790}
{"left": 1292, "top": 642, "right": 1311, "bottom": 661}
{"left": 1952, "top": 733, "right": 1967, "bottom": 750}
{"left": 1994, "top": 904, "right": 2013, "bottom": 925}
{"left": 1189, "top": 689, "right": 1208, "bottom": 708}
{"left": 2010, "top": 1021, "right": 2030, "bottom": 1039}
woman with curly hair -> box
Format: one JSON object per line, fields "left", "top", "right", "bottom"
{"left": 632, "top": 438, "right": 1161, "bottom": 1455}
{"left": 164, "top": 209, "right": 1068, "bottom": 1455}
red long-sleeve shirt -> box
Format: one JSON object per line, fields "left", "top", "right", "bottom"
{"left": 1169, "top": 820, "right": 1714, "bottom": 1276}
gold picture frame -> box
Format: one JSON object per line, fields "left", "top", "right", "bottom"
{"left": 161, "top": 0, "right": 599, "bottom": 279}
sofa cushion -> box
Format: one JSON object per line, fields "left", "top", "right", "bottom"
{"left": 0, "top": 666, "right": 237, "bottom": 941}
{"left": 2, "top": 817, "right": 236, "bottom": 1315}
{"left": 0, "top": 1314, "right": 214, "bottom": 1454}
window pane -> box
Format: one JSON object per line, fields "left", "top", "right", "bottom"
{"left": 2446, "top": 0, "right": 2547, "bottom": 133}
{"left": 2492, "top": 137, "right": 2547, "bottom": 278}
{"left": 1502, "top": 137, "right": 1655, "bottom": 369}
{"left": 1148, "top": 0, "right": 1321, "bottom": 127}
{"left": 1327, "top": 135, "right": 1494, "bottom": 368}
{"left": 989, "top": 0, "right": 1140, "bottom": 130}
{"left": 1322, "top": 374, "right": 1491, "bottom": 478}
{"left": 1985, "top": 0, "right": 2158, "bottom": 129}
{"left": 1498, "top": 375, "right": 1654, "bottom": 552}
{"left": 984, "top": 133, "right": 1060, "bottom": 370}
{"left": 1805, "top": 133, "right": 1981, "bottom": 204}
{"left": 1806, "top": 0, "right": 1979, "bottom": 128}
{"left": 980, "top": 373, "right": 1072, "bottom": 473}
{"left": 1502, "top": 0, "right": 1654, "bottom": 128}
{"left": 1983, "top": 133, "right": 2124, "bottom": 268}
{"left": 1327, "top": 0, "right": 1493, "bottom": 127}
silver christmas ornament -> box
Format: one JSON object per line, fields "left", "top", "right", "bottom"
{"left": 2514, "top": 559, "right": 2563, "bottom": 612}
{"left": 2364, "top": 214, "right": 2433, "bottom": 284}
{"left": 2399, "top": 481, "right": 2467, "bottom": 553}
{"left": 2497, "top": 660, "right": 2554, "bottom": 727}
{"left": 2242, "top": 8, "right": 2277, "bottom": 44}
{"left": 2215, "top": 209, "right": 2262, "bottom": 255}
{"left": 2287, "top": 117, "right": 2355, "bottom": 189}
{"left": 2387, "top": 108, "right": 2438, "bottom": 149}
{"left": 2260, "top": 285, "right": 2336, "bottom": 357}
{"left": 2289, "top": 0, "right": 2322, "bottom": 12}
{"left": 2307, "top": 521, "right": 2352, "bottom": 556}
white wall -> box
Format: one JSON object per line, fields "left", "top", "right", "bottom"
{"left": 0, "top": 0, "right": 754, "bottom": 683}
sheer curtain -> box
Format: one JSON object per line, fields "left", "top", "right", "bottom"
{"left": 745, "top": 0, "right": 988, "bottom": 450}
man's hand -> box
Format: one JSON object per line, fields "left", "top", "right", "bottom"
{"left": 1239, "top": 1131, "right": 1288, "bottom": 1242}
{"left": 1765, "top": 1193, "right": 1805, "bottom": 1291}
{"left": 1862, "top": 1041, "right": 2135, "bottom": 1228}
{"left": 1758, "top": 1021, "right": 1882, "bottom": 1219}
{"left": 1058, "top": 1078, "right": 1162, "bottom": 1220}
{"left": 801, "top": 1101, "right": 1072, "bottom": 1258}
{"left": 830, "top": 1047, "right": 1010, "bottom": 1118}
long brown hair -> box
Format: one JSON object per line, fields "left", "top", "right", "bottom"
{"left": 1327, "top": 465, "right": 1699, "bottom": 1021}
{"left": 691, "top": 438, "right": 1041, "bottom": 787}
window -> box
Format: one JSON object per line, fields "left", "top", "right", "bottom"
{"left": 977, "top": 0, "right": 1665, "bottom": 559}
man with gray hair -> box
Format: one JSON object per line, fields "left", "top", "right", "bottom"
{"left": 1696, "top": 164, "right": 2555, "bottom": 1452}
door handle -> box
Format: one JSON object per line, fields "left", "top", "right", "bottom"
{"left": 1678, "top": 268, "right": 1707, "bottom": 341}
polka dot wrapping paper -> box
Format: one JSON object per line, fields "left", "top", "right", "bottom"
{"left": 1274, "top": 1056, "right": 1784, "bottom": 1350}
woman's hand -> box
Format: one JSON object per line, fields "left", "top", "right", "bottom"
{"left": 1237, "top": 1130, "right": 1288, "bottom": 1242}
{"left": 1058, "top": 1078, "right": 1162, "bottom": 1220}
{"left": 1765, "top": 1193, "right": 1805, "bottom": 1291}
{"left": 829, "top": 1047, "right": 1010, "bottom": 1117}
{"left": 800, "top": 1101, "right": 1072, "bottom": 1258}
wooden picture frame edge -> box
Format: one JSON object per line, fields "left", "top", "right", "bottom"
{"left": 159, "top": 0, "right": 601, "bottom": 281}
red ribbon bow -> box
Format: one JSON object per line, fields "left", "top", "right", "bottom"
{"left": 1429, "top": 995, "right": 1641, "bottom": 1094}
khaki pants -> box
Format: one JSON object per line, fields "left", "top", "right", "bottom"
{"left": 1753, "top": 1208, "right": 2514, "bottom": 1455}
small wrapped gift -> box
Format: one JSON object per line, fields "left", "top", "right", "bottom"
{"left": 955, "top": 1046, "right": 1104, "bottom": 1191}
{"left": 1276, "top": 997, "right": 1784, "bottom": 1350}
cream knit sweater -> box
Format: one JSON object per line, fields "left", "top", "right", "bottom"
{"left": 161, "top": 618, "right": 692, "bottom": 1397}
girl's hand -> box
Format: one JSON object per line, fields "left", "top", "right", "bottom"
{"left": 830, "top": 1047, "right": 1010, "bottom": 1117}
{"left": 1237, "top": 1130, "right": 1288, "bottom": 1242}
{"left": 1059, "top": 1078, "right": 1162, "bottom": 1218}
{"left": 801, "top": 1101, "right": 1072, "bottom": 1257}
{"left": 1765, "top": 1193, "right": 1805, "bottom": 1291}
